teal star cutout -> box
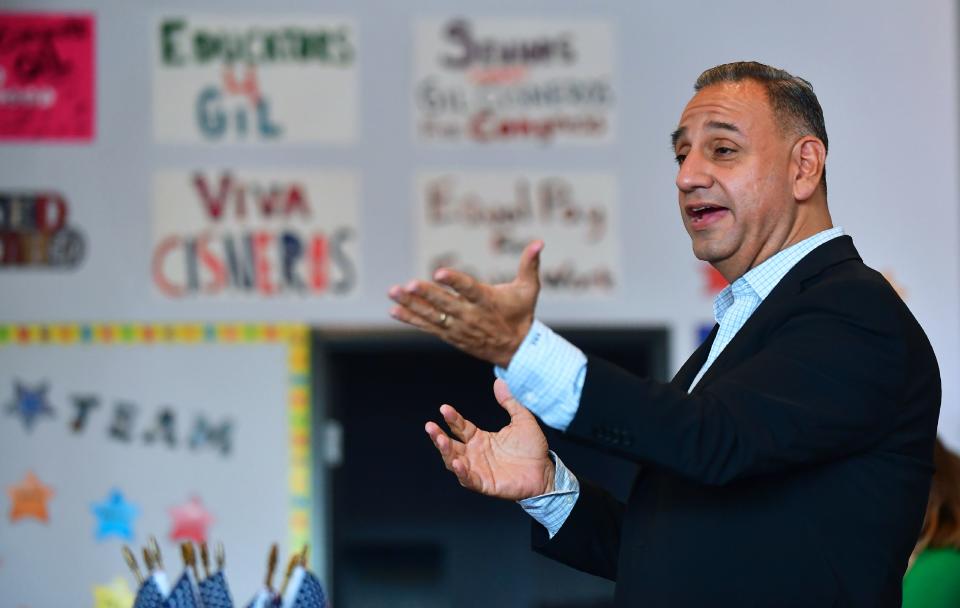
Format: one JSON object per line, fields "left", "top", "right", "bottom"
{"left": 91, "top": 489, "right": 139, "bottom": 542}
{"left": 6, "top": 381, "right": 55, "bottom": 431}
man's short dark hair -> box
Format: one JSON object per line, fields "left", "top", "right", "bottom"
{"left": 695, "top": 61, "right": 828, "bottom": 194}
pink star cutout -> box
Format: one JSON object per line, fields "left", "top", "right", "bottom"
{"left": 169, "top": 495, "right": 214, "bottom": 543}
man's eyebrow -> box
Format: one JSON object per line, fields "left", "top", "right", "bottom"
{"left": 671, "top": 121, "right": 742, "bottom": 148}
{"left": 670, "top": 127, "right": 685, "bottom": 149}
{"left": 706, "top": 120, "right": 741, "bottom": 135}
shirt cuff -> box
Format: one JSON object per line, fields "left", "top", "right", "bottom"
{"left": 494, "top": 319, "right": 587, "bottom": 431}
{"left": 518, "top": 451, "right": 579, "bottom": 539}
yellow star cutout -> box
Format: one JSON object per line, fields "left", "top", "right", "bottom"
{"left": 92, "top": 576, "right": 134, "bottom": 608}
{"left": 7, "top": 471, "right": 54, "bottom": 523}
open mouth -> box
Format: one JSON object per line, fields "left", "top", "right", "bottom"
{"left": 686, "top": 204, "right": 728, "bottom": 224}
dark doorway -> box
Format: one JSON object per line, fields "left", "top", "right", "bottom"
{"left": 314, "top": 326, "right": 669, "bottom": 608}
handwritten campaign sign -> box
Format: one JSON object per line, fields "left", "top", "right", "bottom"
{"left": 154, "top": 15, "right": 357, "bottom": 144}
{"left": 0, "top": 13, "right": 95, "bottom": 141}
{"left": 152, "top": 169, "right": 360, "bottom": 299}
{"left": 414, "top": 18, "right": 615, "bottom": 145}
{"left": 416, "top": 171, "right": 620, "bottom": 295}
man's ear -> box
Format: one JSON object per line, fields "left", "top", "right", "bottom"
{"left": 792, "top": 136, "right": 827, "bottom": 201}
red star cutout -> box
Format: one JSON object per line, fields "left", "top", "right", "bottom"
{"left": 702, "top": 264, "right": 728, "bottom": 295}
{"left": 169, "top": 495, "right": 214, "bottom": 543}
{"left": 8, "top": 471, "right": 55, "bottom": 523}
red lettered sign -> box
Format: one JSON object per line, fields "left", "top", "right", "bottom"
{"left": 0, "top": 13, "right": 95, "bottom": 141}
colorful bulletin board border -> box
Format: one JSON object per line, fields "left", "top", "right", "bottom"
{"left": 0, "top": 322, "right": 314, "bottom": 559}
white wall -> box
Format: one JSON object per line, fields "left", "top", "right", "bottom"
{"left": 1, "top": 1, "right": 957, "bottom": 473}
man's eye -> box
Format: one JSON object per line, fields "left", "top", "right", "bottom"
{"left": 675, "top": 154, "right": 687, "bottom": 165}
{"left": 715, "top": 147, "right": 735, "bottom": 156}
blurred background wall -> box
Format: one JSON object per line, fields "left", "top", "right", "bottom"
{"left": 0, "top": 0, "right": 958, "bottom": 606}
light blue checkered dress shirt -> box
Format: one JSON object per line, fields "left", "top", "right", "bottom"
{"left": 498, "top": 226, "right": 845, "bottom": 537}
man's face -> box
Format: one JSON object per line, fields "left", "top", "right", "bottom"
{"left": 672, "top": 79, "right": 798, "bottom": 279}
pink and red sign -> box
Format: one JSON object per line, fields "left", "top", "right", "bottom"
{"left": 0, "top": 13, "right": 95, "bottom": 141}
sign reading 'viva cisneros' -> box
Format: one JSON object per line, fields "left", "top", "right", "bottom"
{"left": 152, "top": 169, "right": 359, "bottom": 299}
{"left": 154, "top": 16, "right": 357, "bottom": 144}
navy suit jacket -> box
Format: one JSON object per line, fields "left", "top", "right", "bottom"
{"left": 532, "top": 236, "right": 941, "bottom": 607}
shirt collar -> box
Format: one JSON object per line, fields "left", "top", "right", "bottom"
{"left": 712, "top": 226, "right": 845, "bottom": 323}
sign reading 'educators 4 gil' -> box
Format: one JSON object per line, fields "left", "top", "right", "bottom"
{"left": 414, "top": 18, "right": 615, "bottom": 145}
{"left": 154, "top": 16, "right": 357, "bottom": 144}
{"left": 416, "top": 171, "right": 620, "bottom": 295}
{"left": 152, "top": 169, "right": 359, "bottom": 299}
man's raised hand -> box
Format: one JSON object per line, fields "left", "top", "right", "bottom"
{"left": 388, "top": 240, "right": 543, "bottom": 368}
{"left": 424, "top": 379, "right": 555, "bottom": 501}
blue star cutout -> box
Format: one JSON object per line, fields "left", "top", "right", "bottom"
{"left": 6, "top": 381, "right": 55, "bottom": 431}
{"left": 91, "top": 489, "right": 139, "bottom": 542}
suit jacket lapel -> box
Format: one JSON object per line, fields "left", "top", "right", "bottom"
{"left": 672, "top": 324, "right": 718, "bottom": 389}
{"left": 688, "top": 236, "right": 863, "bottom": 394}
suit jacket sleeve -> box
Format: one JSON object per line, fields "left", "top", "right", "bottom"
{"left": 565, "top": 278, "right": 928, "bottom": 486}
{"left": 531, "top": 476, "right": 624, "bottom": 581}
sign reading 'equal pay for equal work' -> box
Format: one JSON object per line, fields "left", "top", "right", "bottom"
{"left": 152, "top": 169, "right": 360, "bottom": 299}
{"left": 414, "top": 18, "right": 615, "bottom": 145}
{"left": 154, "top": 15, "right": 357, "bottom": 144}
{"left": 416, "top": 172, "right": 620, "bottom": 295}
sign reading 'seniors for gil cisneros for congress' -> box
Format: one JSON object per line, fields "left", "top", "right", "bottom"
{"left": 414, "top": 18, "right": 615, "bottom": 145}
{"left": 154, "top": 16, "right": 357, "bottom": 144}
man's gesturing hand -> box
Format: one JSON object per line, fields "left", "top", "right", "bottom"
{"left": 388, "top": 240, "right": 543, "bottom": 368}
{"left": 425, "top": 379, "right": 555, "bottom": 501}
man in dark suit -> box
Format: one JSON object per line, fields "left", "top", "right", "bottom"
{"left": 388, "top": 62, "right": 941, "bottom": 606}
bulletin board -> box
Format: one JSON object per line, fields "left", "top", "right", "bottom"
{"left": 0, "top": 323, "right": 316, "bottom": 606}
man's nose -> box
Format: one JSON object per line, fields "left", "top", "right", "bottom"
{"left": 676, "top": 150, "right": 713, "bottom": 193}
